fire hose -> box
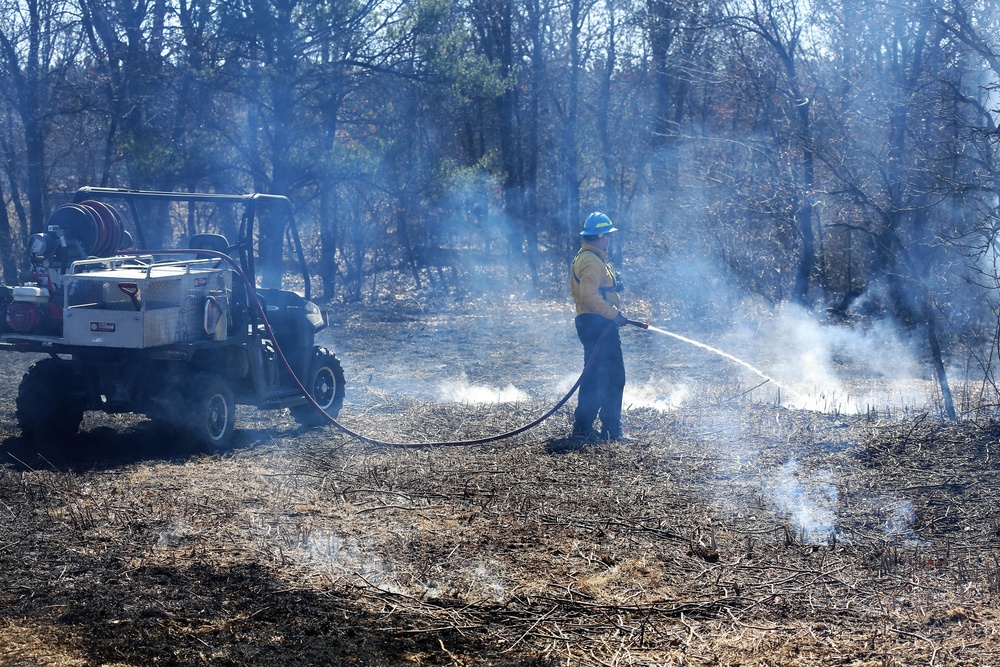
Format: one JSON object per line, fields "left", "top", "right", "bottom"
{"left": 310, "top": 319, "right": 649, "bottom": 449}
{"left": 132, "top": 248, "right": 648, "bottom": 448}
{"left": 278, "top": 309, "right": 649, "bottom": 449}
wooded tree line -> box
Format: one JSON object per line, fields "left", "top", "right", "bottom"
{"left": 2, "top": 0, "right": 1000, "bottom": 386}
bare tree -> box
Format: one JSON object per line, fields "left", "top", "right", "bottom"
{"left": 0, "top": 0, "right": 81, "bottom": 234}
{"left": 722, "top": 0, "right": 817, "bottom": 306}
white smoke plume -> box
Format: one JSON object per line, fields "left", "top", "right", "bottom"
{"left": 740, "top": 303, "right": 928, "bottom": 415}
{"left": 624, "top": 380, "right": 690, "bottom": 411}
{"left": 765, "top": 458, "right": 840, "bottom": 544}
{"left": 883, "top": 498, "right": 919, "bottom": 543}
{"left": 437, "top": 373, "right": 530, "bottom": 404}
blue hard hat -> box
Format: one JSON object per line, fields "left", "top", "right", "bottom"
{"left": 581, "top": 212, "right": 618, "bottom": 236}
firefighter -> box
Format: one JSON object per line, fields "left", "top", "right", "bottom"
{"left": 570, "top": 211, "right": 629, "bottom": 441}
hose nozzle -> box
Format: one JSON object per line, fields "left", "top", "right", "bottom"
{"left": 626, "top": 319, "right": 649, "bottom": 329}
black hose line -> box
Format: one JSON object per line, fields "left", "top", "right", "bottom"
{"left": 127, "top": 249, "right": 637, "bottom": 448}
{"left": 330, "top": 323, "right": 618, "bottom": 449}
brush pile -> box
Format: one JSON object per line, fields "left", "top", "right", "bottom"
{"left": 1, "top": 302, "right": 999, "bottom": 666}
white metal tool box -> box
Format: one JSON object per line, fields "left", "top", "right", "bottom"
{"left": 62, "top": 257, "right": 232, "bottom": 348}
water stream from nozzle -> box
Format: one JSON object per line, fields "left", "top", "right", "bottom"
{"left": 644, "top": 324, "right": 801, "bottom": 400}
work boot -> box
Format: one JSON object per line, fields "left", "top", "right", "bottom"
{"left": 571, "top": 424, "right": 600, "bottom": 441}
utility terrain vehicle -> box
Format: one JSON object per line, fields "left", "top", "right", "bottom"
{"left": 0, "top": 187, "right": 345, "bottom": 449}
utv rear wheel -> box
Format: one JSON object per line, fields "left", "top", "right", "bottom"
{"left": 290, "top": 348, "right": 345, "bottom": 428}
{"left": 186, "top": 373, "right": 235, "bottom": 451}
{"left": 16, "top": 358, "right": 86, "bottom": 442}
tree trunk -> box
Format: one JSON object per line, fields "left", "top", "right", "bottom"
{"left": 927, "top": 314, "right": 957, "bottom": 420}
{"left": 562, "top": 0, "right": 583, "bottom": 251}
{"left": 0, "top": 178, "right": 18, "bottom": 284}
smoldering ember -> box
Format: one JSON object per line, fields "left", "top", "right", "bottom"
{"left": 4, "top": 0, "right": 1000, "bottom": 665}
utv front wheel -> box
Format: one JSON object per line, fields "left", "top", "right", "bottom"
{"left": 16, "top": 358, "right": 86, "bottom": 442}
{"left": 186, "top": 373, "right": 236, "bottom": 451}
{"left": 290, "top": 348, "right": 346, "bottom": 428}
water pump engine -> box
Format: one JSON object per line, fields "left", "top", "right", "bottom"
{"left": 6, "top": 200, "right": 129, "bottom": 335}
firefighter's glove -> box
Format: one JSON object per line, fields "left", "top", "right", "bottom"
{"left": 614, "top": 311, "right": 628, "bottom": 328}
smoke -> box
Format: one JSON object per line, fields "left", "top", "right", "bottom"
{"left": 624, "top": 183, "right": 943, "bottom": 418}
{"left": 884, "top": 499, "right": 918, "bottom": 542}
{"left": 736, "top": 302, "right": 928, "bottom": 415}
{"left": 301, "top": 530, "right": 405, "bottom": 594}
{"left": 624, "top": 380, "right": 690, "bottom": 411}
{"left": 429, "top": 169, "right": 540, "bottom": 302}
{"left": 605, "top": 299, "right": 930, "bottom": 417}
{"left": 299, "top": 530, "right": 508, "bottom": 601}
{"left": 157, "top": 521, "right": 189, "bottom": 546}
{"left": 760, "top": 461, "right": 920, "bottom": 545}
{"left": 765, "top": 458, "right": 840, "bottom": 544}
{"left": 469, "top": 561, "right": 507, "bottom": 602}
{"left": 437, "top": 373, "right": 530, "bottom": 404}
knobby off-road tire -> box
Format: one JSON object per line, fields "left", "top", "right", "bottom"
{"left": 290, "top": 347, "right": 346, "bottom": 428}
{"left": 185, "top": 373, "right": 236, "bottom": 451}
{"left": 16, "top": 358, "right": 86, "bottom": 442}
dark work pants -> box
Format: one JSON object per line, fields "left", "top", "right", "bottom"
{"left": 574, "top": 314, "right": 625, "bottom": 436}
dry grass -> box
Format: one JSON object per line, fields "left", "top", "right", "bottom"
{"left": 1, "top": 302, "right": 1000, "bottom": 665}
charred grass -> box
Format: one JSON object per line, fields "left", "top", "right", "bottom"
{"left": 2, "top": 302, "right": 1000, "bottom": 665}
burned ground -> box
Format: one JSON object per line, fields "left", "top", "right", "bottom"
{"left": 1, "top": 300, "right": 1000, "bottom": 666}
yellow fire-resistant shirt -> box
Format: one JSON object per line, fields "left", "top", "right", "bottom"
{"left": 570, "top": 243, "right": 622, "bottom": 320}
